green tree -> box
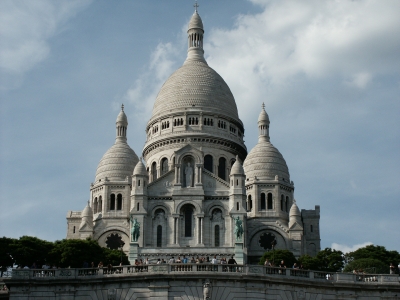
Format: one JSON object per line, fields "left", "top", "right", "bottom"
{"left": 9, "top": 236, "right": 53, "bottom": 268}
{"left": 345, "top": 245, "right": 400, "bottom": 267}
{"left": 259, "top": 249, "right": 297, "bottom": 267}
{"left": 102, "top": 248, "right": 130, "bottom": 266}
{"left": 297, "top": 255, "right": 320, "bottom": 270}
{"left": 315, "top": 248, "right": 344, "bottom": 272}
{"left": 49, "top": 239, "right": 104, "bottom": 268}
{"left": 0, "top": 237, "right": 17, "bottom": 276}
{"left": 343, "top": 258, "right": 388, "bottom": 274}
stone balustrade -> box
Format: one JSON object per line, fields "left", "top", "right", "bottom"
{"left": 10, "top": 265, "right": 399, "bottom": 285}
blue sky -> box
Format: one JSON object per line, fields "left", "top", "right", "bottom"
{"left": 1, "top": 0, "right": 399, "bottom": 254}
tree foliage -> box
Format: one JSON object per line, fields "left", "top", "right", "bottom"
{"left": 297, "top": 255, "right": 320, "bottom": 270}
{"left": 345, "top": 245, "right": 400, "bottom": 267}
{"left": 343, "top": 258, "right": 388, "bottom": 274}
{"left": 0, "top": 237, "right": 17, "bottom": 276}
{"left": 315, "top": 248, "right": 344, "bottom": 272}
{"left": 259, "top": 249, "right": 297, "bottom": 267}
{"left": 3, "top": 236, "right": 129, "bottom": 269}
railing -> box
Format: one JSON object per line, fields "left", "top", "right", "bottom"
{"left": 10, "top": 265, "right": 399, "bottom": 285}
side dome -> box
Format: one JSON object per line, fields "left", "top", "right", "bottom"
{"left": 230, "top": 156, "right": 244, "bottom": 175}
{"left": 133, "top": 158, "right": 147, "bottom": 176}
{"left": 243, "top": 141, "right": 290, "bottom": 181}
{"left": 151, "top": 62, "right": 239, "bottom": 120}
{"left": 95, "top": 105, "right": 139, "bottom": 182}
{"left": 95, "top": 143, "right": 139, "bottom": 182}
{"left": 243, "top": 104, "right": 290, "bottom": 181}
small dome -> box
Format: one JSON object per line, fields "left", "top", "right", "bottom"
{"left": 95, "top": 142, "right": 139, "bottom": 182}
{"left": 289, "top": 201, "right": 301, "bottom": 217}
{"left": 133, "top": 158, "right": 147, "bottom": 176}
{"left": 243, "top": 140, "right": 290, "bottom": 181}
{"left": 230, "top": 156, "right": 244, "bottom": 175}
{"left": 188, "top": 12, "right": 203, "bottom": 31}
{"left": 81, "top": 203, "right": 93, "bottom": 218}
{"left": 116, "top": 109, "right": 128, "bottom": 124}
{"left": 258, "top": 107, "right": 269, "bottom": 123}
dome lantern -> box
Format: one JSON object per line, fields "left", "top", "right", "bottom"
{"left": 116, "top": 104, "right": 128, "bottom": 143}
{"left": 185, "top": 2, "right": 206, "bottom": 64}
{"left": 258, "top": 103, "right": 270, "bottom": 142}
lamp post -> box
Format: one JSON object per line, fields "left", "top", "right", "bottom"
{"left": 271, "top": 239, "right": 277, "bottom": 265}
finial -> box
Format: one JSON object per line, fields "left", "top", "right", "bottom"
{"left": 121, "top": 104, "right": 124, "bottom": 111}
{"left": 194, "top": 1, "right": 199, "bottom": 13}
{"left": 139, "top": 156, "right": 143, "bottom": 162}
{"left": 87, "top": 200, "right": 90, "bottom": 206}
{"left": 261, "top": 102, "right": 265, "bottom": 110}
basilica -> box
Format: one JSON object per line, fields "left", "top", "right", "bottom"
{"left": 66, "top": 8, "right": 321, "bottom": 264}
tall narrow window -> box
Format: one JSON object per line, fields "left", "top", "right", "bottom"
{"left": 184, "top": 206, "right": 193, "bottom": 237}
{"left": 248, "top": 195, "right": 253, "bottom": 212}
{"left": 215, "top": 225, "right": 220, "bottom": 247}
{"left": 137, "top": 202, "right": 140, "bottom": 211}
{"left": 151, "top": 162, "right": 157, "bottom": 182}
{"left": 260, "top": 193, "right": 266, "bottom": 210}
{"left": 237, "top": 202, "right": 239, "bottom": 211}
{"left": 204, "top": 155, "right": 213, "bottom": 173}
{"left": 157, "top": 225, "right": 162, "bottom": 247}
{"left": 268, "top": 193, "right": 273, "bottom": 209}
{"left": 98, "top": 196, "right": 102, "bottom": 212}
{"left": 94, "top": 197, "right": 98, "bottom": 214}
{"left": 161, "top": 158, "right": 168, "bottom": 176}
{"left": 285, "top": 196, "right": 289, "bottom": 212}
{"left": 110, "top": 194, "right": 115, "bottom": 210}
{"left": 117, "top": 194, "right": 122, "bottom": 210}
{"left": 218, "top": 157, "right": 226, "bottom": 180}
{"left": 281, "top": 195, "right": 284, "bottom": 211}
{"left": 310, "top": 225, "right": 313, "bottom": 233}
{"left": 73, "top": 226, "right": 76, "bottom": 234}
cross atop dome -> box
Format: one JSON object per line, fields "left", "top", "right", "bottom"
{"left": 121, "top": 104, "right": 124, "bottom": 111}
{"left": 262, "top": 102, "right": 265, "bottom": 110}
{"left": 194, "top": 1, "right": 199, "bottom": 13}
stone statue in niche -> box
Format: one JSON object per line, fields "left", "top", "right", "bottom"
{"left": 185, "top": 162, "right": 193, "bottom": 187}
{"left": 233, "top": 216, "right": 243, "bottom": 241}
{"left": 203, "top": 280, "right": 211, "bottom": 300}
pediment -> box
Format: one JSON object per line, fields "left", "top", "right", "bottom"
{"left": 289, "top": 222, "right": 303, "bottom": 231}
{"left": 203, "top": 170, "right": 229, "bottom": 195}
{"left": 148, "top": 171, "right": 175, "bottom": 196}
{"left": 79, "top": 221, "right": 93, "bottom": 231}
{"left": 174, "top": 144, "right": 204, "bottom": 164}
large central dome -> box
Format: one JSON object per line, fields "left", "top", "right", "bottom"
{"left": 149, "top": 10, "right": 239, "bottom": 123}
{"left": 151, "top": 61, "right": 239, "bottom": 120}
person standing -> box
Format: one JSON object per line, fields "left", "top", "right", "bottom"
{"left": 390, "top": 263, "right": 395, "bottom": 274}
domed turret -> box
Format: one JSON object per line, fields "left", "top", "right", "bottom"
{"left": 289, "top": 200, "right": 303, "bottom": 228}
{"left": 230, "top": 156, "right": 244, "bottom": 175}
{"left": 79, "top": 201, "right": 93, "bottom": 231}
{"left": 243, "top": 104, "right": 289, "bottom": 181}
{"left": 95, "top": 105, "right": 139, "bottom": 182}
{"left": 133, "top": 158, "right": 147, "bottom": 176}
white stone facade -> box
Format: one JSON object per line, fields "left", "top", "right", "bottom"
{"left": 66, "top": 9, "right": 321, "bottom": 264}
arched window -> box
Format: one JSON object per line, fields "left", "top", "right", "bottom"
{"left": 98, "top": 196, "right": 102, "bottom": 212}
{"left": 218, "top": 157, "right": 226, "bottom": 180}
{"left": 204, "top": 155, "right": 213, "bottom": 173}
{"left": 161, "top": 158, "right": 168, "bottom": 175}
{"left": 183, "top": 205, "right": 193, "bottom": 237}
{"left": 151, "top": 162, "right": 157, "bottom": 182}
{"left": 157, "top": 225, "right": 162, "bottom": 247}
{"left": 260, "top": 193, "right": 266, "bottom": 210}
{"left": 110, "top": 194, "right": 115, "bottom": 210}
{"left": 268, "top": 193, "right": 273, "bottom": 209}
{"left": 310, "top": 225, "right": 313, "bottom": 233}
{"left": 117, "top": 194, "right": 122, "bottom": 210}
{"left": 138, "top": 180, "right": 141, "bottom": 187}
{"left": 215, "top": 225, "right": 220, "bottom": 247}
{"left": 285, "top": 196, "right": 289, "bottom": 212}
{"left": 248, "top": 195, "right": 252, "bottom": 212}
{"left": 94, "top": 197, "right": 98, "bottom": 214}
{"left": 281, "top": 195, "right": 284, "bottom": 211}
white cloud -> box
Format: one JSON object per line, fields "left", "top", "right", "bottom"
{"left": 122, "top": 42, "right": 181, "bottom": 119}
{"left": 331, "top": 242, "right": 373, "bottom": 254}
{"left": 0, "top": 0, "right": 92, "bottom": 88}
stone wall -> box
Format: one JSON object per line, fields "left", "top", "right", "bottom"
{"left": 7, "top": 265, "right": 400, "bottom": 300}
